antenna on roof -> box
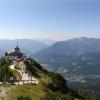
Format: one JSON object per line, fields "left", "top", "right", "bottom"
{"left": 15, "top": 39, "right": 20, "bottom": 51}
{"left": 17, "top": 39, "right": 19, "bottom": 47}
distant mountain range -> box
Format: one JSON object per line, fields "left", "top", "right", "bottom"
{"left": 36, "top": 39, "right": 57, "bottom": 46}
{"left": 1, "top": 37, "right": 100, "bottom": 76}
{"left": 1, "top": 37, "right": 100, "bottom": 95}
{"left": 0, "top": 39, "right": 48, "bottom": 56}
{"left": 34, "top": 37, "right": 100, "bottom": 76}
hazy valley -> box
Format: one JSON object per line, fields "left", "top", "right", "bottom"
{"left": 0, "top": 38, "right": 100, "bottom": 99}
{"left": 34, "top": 37, "right": 100, "bottom": 97}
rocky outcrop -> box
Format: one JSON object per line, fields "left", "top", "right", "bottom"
{"left": 10, "top": 60, "right": 39, "bottom": 85}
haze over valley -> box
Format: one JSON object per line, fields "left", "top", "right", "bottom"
{"left": 0, "top": 0, "right": 100, "bottom": 99}
{"left": 0, "top": 37, "right": 100, "bottom": 95}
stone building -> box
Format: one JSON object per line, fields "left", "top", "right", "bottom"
{"left": 5, "top": 46, "right": 25, "bottom": 62}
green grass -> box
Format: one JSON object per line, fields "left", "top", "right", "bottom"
{"left": 11, "top": 69, "right": 22, "bottom": 80}
{"left": 0, "top": 84, "right": 95, "bottom": 100}
{"left": 2, "top": 84, "right": 45, "bottom": 100}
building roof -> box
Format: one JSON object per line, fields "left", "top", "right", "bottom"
{"left": 7, "top": 46, "right": 24, "bottom": 58}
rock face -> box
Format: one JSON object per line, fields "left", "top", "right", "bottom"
{"left": 6, "top": 46, "right": 39, "bottom": 85}
{"left": 10, "top": 61, "right": 39, "bottom": 85}
{"left": 17, "top": 61, "right": 26, "bottom": 75}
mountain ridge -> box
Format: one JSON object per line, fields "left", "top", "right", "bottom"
{"left": 0, "top": 39, "right": 48, "bottom": 56}
{"left": 34, "top": 37, "right": 100, "bottom": 78}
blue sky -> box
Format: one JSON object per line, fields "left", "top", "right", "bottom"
{"left": 0, "top": 0, "right": 100, "bottom": 40}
